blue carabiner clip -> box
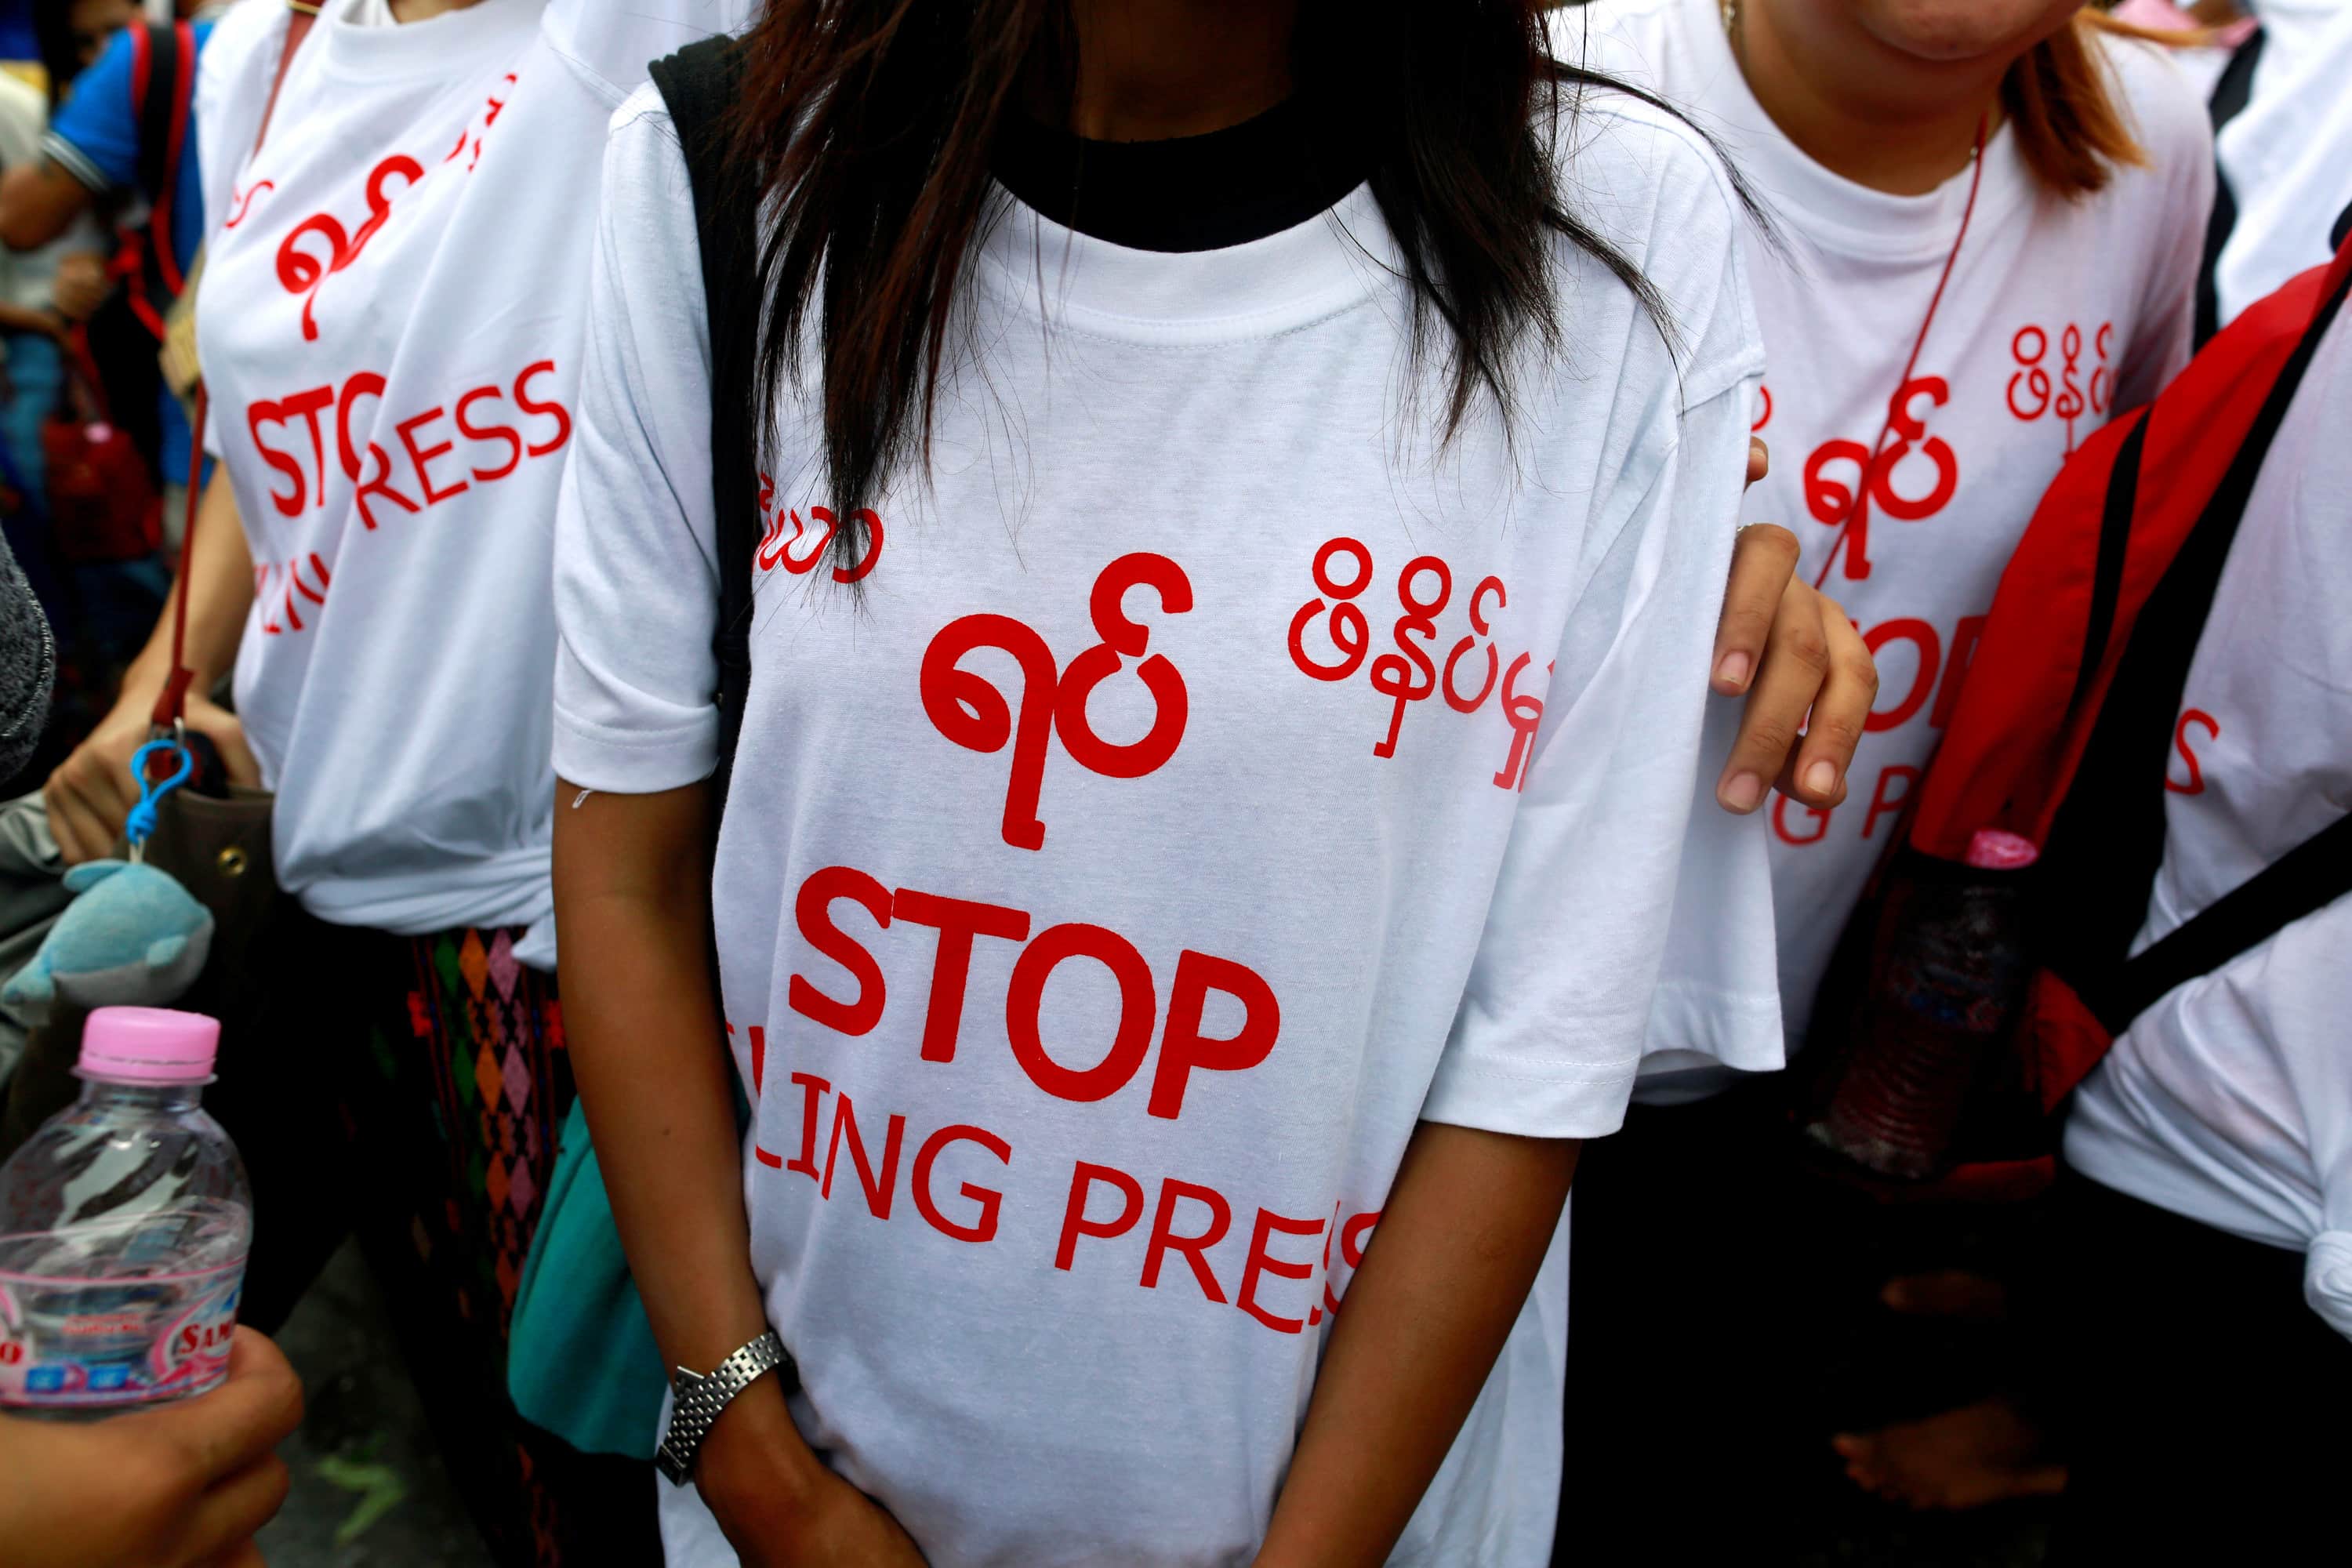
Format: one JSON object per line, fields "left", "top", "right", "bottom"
{"left": 125, "top": 738, "right": 196, "bottom": 856}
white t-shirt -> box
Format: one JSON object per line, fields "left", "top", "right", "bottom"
{"left": 2212, "top": 2, "right": 2352, "bottom": 329}
{"left": 191, "top": 0, "right": 742, "bottom": 964}
{"left": 1577, "top": 0, "right": 2214, "bottom": 1052}
{"left": 2064, "top": 303, "right": 2352, "bottom": 1343}
{"left": 555, "top": 82, "right": 1772, "bottom": 1567}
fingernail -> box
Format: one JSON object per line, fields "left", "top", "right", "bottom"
{"left": 1721, "top": 772, "right": 1764, "bottom": 811}
{"left": 1804, "top": 760, "right": 1838, "bottom": 797}
{"left": 1715, "top": 651, "right": 1751, "bottom": 689}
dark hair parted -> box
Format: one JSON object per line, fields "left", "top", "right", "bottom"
{"left": 727, "top": 2, "right": 1749, "bottom": 575}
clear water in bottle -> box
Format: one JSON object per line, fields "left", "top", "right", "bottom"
{"left": 0, "top": 1007, "right": 250, "bottom": 1415}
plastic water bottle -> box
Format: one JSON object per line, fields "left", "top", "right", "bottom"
{"left": 0, "top": 1008, "right": 251, "bottom": 1415}
{"left": 1803, "top": 831, "right": 2039, "bottom": 1181}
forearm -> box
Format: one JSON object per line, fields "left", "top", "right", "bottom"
{"left": 550, "top": 781, "right": 824, "bottom": 1488}
{"left": 1256, "top": 1121, "right": 1579, "bottom": 1568}
{"left": 128, "top": 470, "right": 252, "bottom": 699}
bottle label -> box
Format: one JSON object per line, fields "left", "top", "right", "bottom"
{"left": 0, "top": 1257, "right": 245, "bottom": 1409}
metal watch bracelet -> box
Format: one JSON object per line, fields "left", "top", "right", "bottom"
{"left": 655, "top": 1330, "right": 795, "bottom": 1485}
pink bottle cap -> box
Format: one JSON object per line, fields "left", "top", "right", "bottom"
{"left": 1964, "top": 829, "right": 2040, "bottom": 871}
{"left": 77, "top": 1007, "right": 221, "bottom": 1084}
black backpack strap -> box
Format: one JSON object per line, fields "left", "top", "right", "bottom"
{"left": 2194, "top": 27, "right": 2266, "bottom": 350}
{"left": 2083, "top": 813, "right": 2352, "bottom": 1033}
{"left": 650, "top": 38, "right": 759, "bottom": 815}
{"left": 131, "top": 22, "right": 182, "bottom": 202}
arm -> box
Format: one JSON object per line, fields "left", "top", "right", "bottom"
{"left": 43, "top": 469, "right": 259, "bottom": 862}
{"left": 552, "top": 100, "right": 924, "bottom": 1567}
{"left": 7, "top": 29, "right": 135, "bottom": 255}
{"left": 0, "top": 159, "right": 96, "bottom": 252}
{"left": 0, "top": 299, "right": 63, "bottom": 335}
{"left": 1255, "top": 1123, "right": 1577, "bottom": 1568}
{"left": 553, "top": 782, "right": 920, "bottom": 1566}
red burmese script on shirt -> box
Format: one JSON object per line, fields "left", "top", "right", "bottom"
{"left": 2005, "top": 321, "right": 2114, "bottom": 457}
{"left": 245, "top": 360, "right": 572, "bottom": 524}
{"left": 755, "top": 473, "right": 886, "bottom": 584}
{"left": 922, "top": 553, "right": 1193, "bottom": 851}
{"left": 726, "top": 1022, "right": 1378, "bottom": 1338}
{"left": 270, "top": 75, "right": 517, "bottom": 339}
{"left": 1287, "top": 536, "right": 1549, "bottom": 789}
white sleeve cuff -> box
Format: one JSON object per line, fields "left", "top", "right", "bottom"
{"left": 1419, "top": 1044, "right": 1641, "bottom": 1140}
{"left": 551, "top": 702, "right": 717, "bottom": 795}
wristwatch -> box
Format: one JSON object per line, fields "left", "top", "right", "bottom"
{"left": 655, "top": 1330, "right": 796, "bottom": 1485}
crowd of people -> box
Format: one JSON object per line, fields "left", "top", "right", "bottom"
{"left": 0, "top": 1, "right": 2344, "bottom": 1566}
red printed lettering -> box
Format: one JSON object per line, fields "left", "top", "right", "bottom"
{"left": 789, "top": 866, "right": 891, "bottom": 1036}
{"left": 913, "top": 1124, "right": 1011, "bottom": 1243}
{"left": 1054, "top": 1161, "right": 1145, "bottom": 1271}
{"left": 1287, "top": 536, "right": 1374, "bottom": 681}
{"left": 820, "top": 1093, "right": 906, "bottom": 1220}
{"left": 1773, "top": 793, "right": 1831, "bottom": 846}
{"left": 1863, "top": 765, "right": 1919, "bottom": 840}
{"left": 1148, "top": 951, "right": 1280, "bottom": 1120}
{"left": 1141, "top": 1178, "right": 1232, "bottom": 1302}
{"left": 1237, "top": 1207, "right": 1328, "bottom": 1335}
{"left": 395, "top": 407, "right": 469, "bottom": 506}
{"left": 1005, "top": 924, "right": 1157, "bottom": 1103}
{"left": 514, "top": 360, "right": 572, "bottom": 458}
{"left": 785, "top": 1072, "right": 829, "bottom": 1180}
{"left": 455, "top": 385, "right": 521, "bottom": 481}
{"left": 1369, "top": 556, "right": 1450, "bottom": 757}
{"left": 922, "top": 553, "right": 1192, "bottom": 850}
{"left": 246, "top": 397, "right": 314, "bottom": 517}
{"left": 1864, "top": 618, "right": 1940, "bottom": 733}
{"left": 2167, "top": 708, "right": 2219, "bottom": 795}
{"left": 891, "top": 888, "right": 1030, "bottom": 1064}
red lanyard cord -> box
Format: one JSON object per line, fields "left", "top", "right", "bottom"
{"left": 1812, "top": 113, "right": 1990, "bottom": 591}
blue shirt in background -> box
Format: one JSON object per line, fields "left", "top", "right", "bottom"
{"left": 43, "top": 20, "right": 216, "bottom": 485}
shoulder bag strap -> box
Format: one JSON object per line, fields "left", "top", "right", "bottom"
{"left": 2085, "top": 814, "right": 2352, "bottom": 1035}
{"left": 649, "top": 37, "right": 758, "bottom": 818}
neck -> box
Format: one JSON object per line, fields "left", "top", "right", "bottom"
{"left": 1731, "top": 0, "right": 2002, "bottom": 195}
{"left": 1035, "top": 0, "right": 1298, "bottom": 141}
{"left": 388, "top": 0, "right": 481, "bottom": 21}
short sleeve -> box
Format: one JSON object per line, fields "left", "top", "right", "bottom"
{"left": 44, "top": 27, "right": 140, "bottom": 194}
{"left": 550, "top": 93, "right": 724, "bottom": 793}
{"left": 195, "top": 0, "right": 285, "bottom": 252}
{"left": 1422, "top": 368, "right": 1770, "bottom": 1140}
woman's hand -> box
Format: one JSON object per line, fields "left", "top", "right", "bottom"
{"left": 45, "top": 684, "right": 258, "bottom": 864}
{"left": 1708, "top": 438, "right": 1879, "bottom": 815}
{"left": 693, "top": 1377, "right": 926, "bottom": 1568}
{"left": 50, "top": 252, "right": 112, "bottom": 322}
{"left": 0, "top": 1327, "right": 303, "bottom": 1568}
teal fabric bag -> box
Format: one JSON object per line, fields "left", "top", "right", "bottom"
{"left": 508, "top": 1098, "right": 666, "bottom": 1459}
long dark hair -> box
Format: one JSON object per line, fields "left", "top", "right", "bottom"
{"left": 728, "top": 1, "right": 1727, "bottom": 574}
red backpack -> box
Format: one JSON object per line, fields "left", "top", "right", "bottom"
{"left": 1800, "top": 233, "right": 2352, "bottom": 1199}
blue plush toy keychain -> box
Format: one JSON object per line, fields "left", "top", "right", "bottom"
{"left": 0, "top": 737, "right": 216, "bottom": 1025}
{"left": 125, "top": 736, "right": 196, "bottom": 862}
